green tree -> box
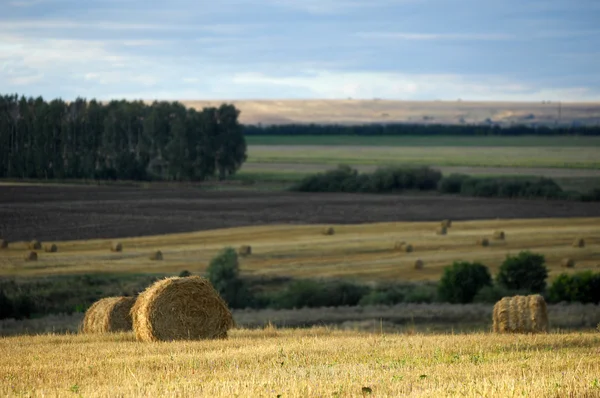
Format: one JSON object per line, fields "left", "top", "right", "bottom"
{"left": 206, "top": 247, "right": 251, "bottom": 308}
{"left": 438, "top": 261, "right": 492, "bottom": 303}
{"left": 496, "top": 251, "right": 548, "bottom": 293}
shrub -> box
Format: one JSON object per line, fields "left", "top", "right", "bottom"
{"left": 496, "top": 251, "right": 548, "bottom": 293}
{"left": 548, "top": 272, "right": 600, "bottom": 304}
{"left": 438, "top": 261, "right": 492, "bottom": 303}
{"left": 272, "top": 279, "right": 369, "bottom": 309}
{"left": 206, "top": 247, "right": 253, "bottom": 308}
{"left": 179, "top": 270, "right": 192, "bottom": 277}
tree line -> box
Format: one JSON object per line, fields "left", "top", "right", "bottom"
{"left": 0, "top": 94, "right": 247, "bottom": 181}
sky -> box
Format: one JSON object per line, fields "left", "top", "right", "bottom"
{"left": 1, "top": 0, "right": 599, "bottom": 101}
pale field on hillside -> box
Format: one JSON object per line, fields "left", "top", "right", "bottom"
{"left": 1, "top": 218, "right": 599, "bottom": 281}
{"left": 1, "top": 328, "right": 600, "bottom": 397}
{"left": 178, "top": 99, "right": 600, "bottom": 126}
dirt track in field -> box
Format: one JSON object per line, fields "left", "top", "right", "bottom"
{"left": 1, "top": 184, "right": 600, "bottom": 242}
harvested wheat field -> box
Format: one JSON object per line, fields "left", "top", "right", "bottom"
{"left": 1, "top": 217, "right": 598, "bottom": 282}
{"left": 0, "top": 329, "right": 599, "bottom": 397}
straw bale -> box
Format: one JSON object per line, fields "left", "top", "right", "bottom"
{"left": 572, "top": 238, "right": 585, "bottom": 248}
{"left": 493, "top": 230, "right": 505, "bottom": 240}
{"left": 25, "top": 251, "right": 37, "bottom": 261}
{"left": 561, "top": 258, "right": 575, "bottom": 268}
{"left": 111, "top": 242, "right": 122, "bottom": 252}
{"left": 130, "top": 276, "right": 234, "bottom": 342}
{"left": 81, "top": 296, "right": 135, "bottom": 334}
{"left": 394, "top": 241, "right": 406, "bottom": 250}
{"left": 477, "top": 237, "right": 489, "bottom": 247}
{"left": 493, "top": 294, "right": 548, "bottom": 333}
{"left": 414, "top": 259, "right": 424, "bottom": 270}
{"left": 28, "top": 240, "right": 42, "bottom": 250}
{"left": 150, "top": 250, "right": 163, "bottom": 261}
{"left": 441, "top": 219, "right": 452, "bottom": 228}
{"left": 0, "top": 239, "right": 8, "bottom": 249}
{"left": 238, "top": 245, "right": 252, "bottom": 256}
{"left": 44, "top": 244, "right": 58, "bottom": 253}
{"left": 395, "top": 242, "right": 413, "bottom": 253}
{"left": 322, "top": 227, "right": 335, "bottom": 236}
{"left": 436, "top": 226, "right": 447, "bottom": 235}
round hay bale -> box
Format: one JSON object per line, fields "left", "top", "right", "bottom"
{"left": 436, "top": 226, "right": 447, "bottom": 236}
{"left": 150, "top": 250, "right": 163, "bottom": 261}
{"left": 44, "top": 243, "right": 58, "bottom": 253}
{"left": 322, "top": 227, "right": 335, "bottom": 236}
{"left": 414, "top": 259, "right": 424, "bottom": 270}
{"left": 493, "top": 230, "right": 505, "bottom": 240}
{"left": 572, "top": 238, "right": 585, "bottom": 248}
{"left": 477, "top": 237, "right": 490, "bottom": 247}
{"left": 0, "top": 239, "right": 8, "bottom": 249}
{"left": 441, "top": 219, "right": 452, "bottom": 228}
{"left": 401, "top": 243, "right": 414, "bottom": 253}
{"left": 81, "top": 296, "right": 136, "bottom": 334}
{"left": 130, "top": 276, "right": 234, "bottom": 342}
{"left": 238, "top": 245, "right": 252, "bottom": 256}
{"left": 111, "top": 242, "right": 123, "bottom": 252}
{"left": 28, "top": 240, "right": 42, "bottom": 250}
{"left": 561, "top": 258, "right": 575, "bottom": 268}
{"left": 25, "top": 251, "right": 38, "bottom": 261}
{"left": 394, "top": 241, "right": 406, "bottom": 250}
{"left": 493, "top": 294, "right": 548, "bottom": 334}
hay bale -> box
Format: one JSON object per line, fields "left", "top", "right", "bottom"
{"left": 25, "top": 251, "right": 38, "bottom": 261}
{"left": 44, "top": 243, "right": 58, "bottom": 253}
{"left": 81, "top": 296, "right": 136, "bottom": 334}
{"left": 561, "top": 258, "right": 575, "bottom": 268}
{"left": 238, "top": 245, "right": 252, "bottom": 256}
{"left": 150, "top": 250, "right": 163, "bottom": 261}
{"left": 322, "top": 227, "right": 335, "bottom": 236}
{"left": 130, "top": 276, "right": 234, "bottom": 342}
{"left": 0, "top": 239, "right": 8, "bottom": 249}
{"left": 572, "top": 238, "right": 585, "bottom": 248}
{"left": 493, "top": 230, "right": 505, "bottom": 240}
{"left": 394, "top": 241, "right": 406, "bottom": 250}
{"left": 398, "top": 243, "right": 414, "bottom": 253}
{"left": 28, "top": 240, "right": 42, "bottom": 250}
{"left": 477, "top": 237, "right": 490, "bottom": 247}
{"left": 492, "top": 294, "right": 548, "bottom": 334}
{"left": 436, "top": 226, "right": 447, "bottom": 235}
{"left": 441, "top": 219, "right": 452, "bottom": 228}
{"left": 414, "top": 259, "right": 424, "bottom": 270}
{"left": 110, "top": 242, "right": 122, "bottom": 252}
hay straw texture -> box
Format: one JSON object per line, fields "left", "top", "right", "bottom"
{"left": 28, "top": 240, "right": 42, "bottom": 250}
{"left": 81, "top": 296, "right": 135, "bottom": 334}
{"left": 25, "top": 251, "right": 37, "bottom": 261}
{"left": 0, "top": 239, "right": 8, "bottom": 249}
{"left": 493, "top": 230, "right": 505, "bottom": 240}
{"left": 572, "top": 238, "right": 585, "bottom": 248}
{"left": 322, "top": 227, "right": 335, "bottom": 236}
{"left": 111, "top": 242, "right": 123, "bottom": 252}
{"left": 238, "top": 245, "right": 252, "bottom": 256}
{"left": 441, "top": 219, "right": 452, "bottom": 228}
{"left": 561, "top": 258, "right": 575, "bottom": 268}
{"left": 44, "top": 244, "right": 58, "bottom": 253}
{"left": 150, "top": 250, "right": 163, "bottom": 261}
{"left": 477, "top": 237, "right": 490, "bottom": 247}
{"left": 492, "top": 295, "right": 548, "bottom": 334}
{"left": 414, "top": 259, "right": 424, "bottom": 270}
{"left": 436, "top": 226, "right": 447, "bottom": 235}
{"left": 130, "top": 276, "right": 234, "bottom": 342}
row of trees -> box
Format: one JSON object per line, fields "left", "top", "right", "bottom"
{"left": 0, "top": 94, "right": 247, "bottom": 181}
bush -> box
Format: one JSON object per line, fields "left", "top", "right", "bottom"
{"left": 206, "top": 247, "right": 253, "bottom": 308}
{"left": 438, "top": 261, "right": 492, "bottom": 304}
{"left": 438, "top": 174, "right": 470, "bottom": 194}
{"left": 496, "top": 251, "right": 548, "bottom": 293}
{"left": 271, "top": 279, "right": 370, "bottom": 309}
{"left": 178, "top": 270, "right": 192, "bottom": 277}
{"left": 404, "top": 285, "right": 437, "bottom": 303}
{"left": 548, "top": 271, "right": 600, "bottom": 304}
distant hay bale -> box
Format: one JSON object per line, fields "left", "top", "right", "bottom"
{"left": 572, "top": 238, "right": 585, "bottom": 248}
{"left": 395, "top": 242, "right": 413, "bottom": 253}
{"left": 81, "top": 296, "right": 135, "bottom": 334}
{"left": 130, "top": 276, "right": 234, "bottom": 342}
{"left": 44, "top": 244, "right": 58, "bottom": 253}
{"left": 322, "top": 227, "right": 335, "bottom": 236}
{"left": 0, "top": 239, "right": 8, "bottom": 249}
{"left": 150, "top": 250, "right": 163, "bottom": 261}
{"left": 110, "top": 242, "right": 123, "bottom": 252}
{"left": 25, "top": 251, "right": 38, "bottom": 261}
{"left": 238, "top": 245, "right": 252, "bottom": 256}
{"left": 561, "top": 258, "right": 575, "bottom": 268}
{"left": 493, "top": 294, "right": 548, "bottom": 334}
{"left": 477, "top": 237, "right": 490, "bottom": 247}
{"left": 493, "top": 230, "right": 505, "bottom": 240}
{"left": 394, "top": 241, "right": 406, "bottom": 250}
{"left": 414, "top": 259, "right": 424, "bottom": 270}
{"left": 28, "top": 240, "right": 42, "bottom": 250}
{"left": 441, "top": 219, "right": 452, "bottom": 228}
{"left": 436, "top": 226, "right": 447, "bottom": 235}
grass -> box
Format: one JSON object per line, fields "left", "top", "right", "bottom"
{"left": 246, "top": 135, "right": 600, "bottom": 147}
{"left": 2, "top": 218, "right": 599, "bottom": 282}
{"left": 2, "top": 329, "right": 600, "bottom": 397}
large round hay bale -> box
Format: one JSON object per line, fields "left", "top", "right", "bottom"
{"left": 322, "top": 227, "right": 335, "bottom": 236}
{"left": 477, "top": 237, "right": 489, "bottom": 247}
{"left": 441, "top": 219, "right": 452, "bottom": 228}
{"left": 130, "top": 276, "right": 234, "bottom": 342}
{"left": 493, "top": 294, "right": 548, "bottom": 334}
{"left": 150, "top": 250, "right": 163, "bottom": 261}
{"left": 111, "top": 242, "right": 123, "bottom": 252}
{"left": 572, "top": 238, "right": 585, "bottom": 248}
{"left": 436, "top": 226, "right": 447, "bottom": 235}
{"left": 238, "top": 245, "right": 252, "bottom": 256}
{"left": 493, "top": 230, "right": 505, "bottom": 240}
{"left": 44, "top": 243, "right": 58, "bottom": 253}
{"left": 414, "top": 259, "right": 424, "bottom": 270}
{"left": 25, "top": 251, "right": 38, "bottom": 261}
{"left": 81, "top": 296, "right": 136, "bottom": 334}
{"left": 0, "top": 239, "right": 8, "bottom": 249}
{"left": 28, "top": 240, "right": 42, "bottom": 250}
{"left": 561, "top": 258, "right": 575, "bottom": 268}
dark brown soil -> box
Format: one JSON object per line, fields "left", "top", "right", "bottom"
{"left": 1, "top": 184, "right": 599, "bottom": 241}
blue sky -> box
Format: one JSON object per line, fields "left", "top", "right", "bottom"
{"left": 1, "top": 0, "right": 599, "bottom": 101}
